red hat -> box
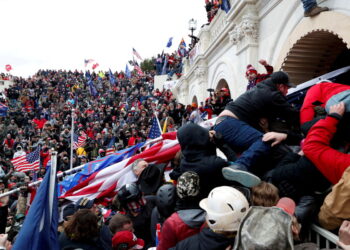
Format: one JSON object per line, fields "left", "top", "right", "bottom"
{"left": 246, "top": 64, "right": 257, "bottom": 76}
{"left": 276, "top": 197, "right": 296, "bottom": 216}
{"left": 112, "top": 231, "right": 144, "bottom": 249}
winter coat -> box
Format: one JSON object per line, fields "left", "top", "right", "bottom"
{"left": 300, "top": 82, "right": 350, "bottom": 125}
{"left": 158, "top": 209, "right": 205, "bottom": 250}
{"left": 171, "top": 123, "right": 229, "bottom": 197}
{"left": 170, "top": 227, "right": 235, "bottom": 250}
{"left": 303, "top": 115, "right": 350, "bottom": 184}
{"left": 225, "top": 78, "right": 298, "bottom": 130}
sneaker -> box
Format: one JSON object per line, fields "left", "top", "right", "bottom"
{"left": 304, "top": 6, "right": 329, "bottom": 17}
{"left": 222, "top": 165, "right": 261, "bottom": 188}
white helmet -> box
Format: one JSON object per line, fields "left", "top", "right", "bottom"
{"left": 199, "top": 186, "right": 249, "bottom": 232}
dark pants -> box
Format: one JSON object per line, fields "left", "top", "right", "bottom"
{"left": 301, "top": 0, "right": 317, "bottom": 12}
{"left": 214, "top": 117, "right": 270, "bottom": 170}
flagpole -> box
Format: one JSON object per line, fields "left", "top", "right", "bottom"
{"left": 0, "top": 136, "right": 165, "bottom": 198}
{"left": 49, "top": 151, "right": 57, "bottom": 221}
{"left": 70, "top": 108, "right": 75, "bottom": 170}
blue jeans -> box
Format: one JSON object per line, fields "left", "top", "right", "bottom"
{"left": 301, "top": 0, "right": 317, "bottom": 12}
{"left": 214, "top": 117, "right": 270, "bottom": 170}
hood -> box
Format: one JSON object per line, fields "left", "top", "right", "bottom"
{"left": 257, "top": 78, "right": 278, "bottom": 92}
{"left": 177, "top": 123, "right": 216, "bottom": 158}
{"left": 178, "top": 209, "right": 205, "bottom": 228}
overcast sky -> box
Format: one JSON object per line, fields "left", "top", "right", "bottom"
{"left": 0, "top": 0, "right": 207, "bottom": 77}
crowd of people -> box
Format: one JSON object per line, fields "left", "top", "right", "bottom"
{"left": 0, "top": 63, "right": 349, "bottom": 249}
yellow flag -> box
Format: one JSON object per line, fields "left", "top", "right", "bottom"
{"left": 98, "top": 71, "right": 105, "bottom": 78}
{"left": 162, "top": 117, "right": 168, "bottom": 134}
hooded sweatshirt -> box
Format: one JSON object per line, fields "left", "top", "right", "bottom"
{"left": 170, "top": 123, "right": 229, "bottom": 197}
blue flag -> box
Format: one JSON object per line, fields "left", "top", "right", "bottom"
{"left": 0, "top": 103, "right": 8, "bottom": 117}
{"left": 58, "top": 142, "right": 144, "bottom": 196}
{"left": 109, "top": 69, "right": 116, "bottom": 86}
{"left": 221, "top": 0, "right": 231, "bottom": 13}
{"left": 166, "top": 37, "right": 173, "bottom": 48}
{"left": 125, "top": 64, "right": 131, "bottom": 79}
{"left": 13, "top": 166, "right": 59, "bottom": 250}
{"left": 88, "top": 79, "right": 98, "bottom": 97}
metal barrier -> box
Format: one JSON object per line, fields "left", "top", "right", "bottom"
{"left": 309, "top": 224, "right": 340, "bottom": 249}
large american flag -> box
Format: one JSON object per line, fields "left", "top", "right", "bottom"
{"left": 10, "top": 147, "right": 40, "bottom": 172}
{"left": 60, "top": 133, "right": 179, "bottom": 203}
{"left": 74, "top": 131, "right": 87, "bottom": 149}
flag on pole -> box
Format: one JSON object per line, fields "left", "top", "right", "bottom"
{"left": 10, "top": 147, "right": 40, "bottom": 172}
{"left": 74, "top": 131, "right": 87, "bottom": 149}
{"left": 5, "top": 64, "right": 12, "bottom": 72}
{"left": 84, "top": 59, "right": 94, "bottom": 67}
{"left": 0, "top": 103, "right": 8, "bottom": 117}
{"left": 12, "top": 164, "right": 59, "bottom": 250}
{"left": 148, "top": 117, "right": 162, "bottom": 139}
{"left": 109, "top": 69, "right": 116, "bottom": 85}
{"left": 60, "top": 133, "right": 179, "bottom": 203}
{"left": 166, "top": 37, "right": 173, "bottom": 48}
{"left": 132, "top": 48, "right": 143, "bottom": 61}
{"left": 98, "top": 71, "right": 105, "bottom": 79}
{"left": 58, "top": 142, "right": 144, "bottom": 196}
{"left": 125, "top": 64, "right": 131, "bottom": 79}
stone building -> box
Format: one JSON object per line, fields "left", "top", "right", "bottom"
{"left": 172, "top": 0, "right": 350, "bottom": 104}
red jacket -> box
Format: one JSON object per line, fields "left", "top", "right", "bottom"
{"left": 303, "top": 116, "right": 350, "bottom": 184}
{"left": 158, "top": 210, "right": 204, "bottom": 250}
{"left": 300, "top": 82, "right": 350, "bottom": 125}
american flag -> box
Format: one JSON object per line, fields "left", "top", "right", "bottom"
{"left": 74, "top": 131, "right": 87, "bottom": 149}
{"left": 11, "top": 147, "right": 40, "bottom": 172}
{"left": 148, "top": 117, "right": 162, "bottom": 139}
{"left": 60, "top": 132, "right": 179, "bottom": 203}
{"left": 134, "top": 65, "right": 144, "bottom": 76}
{"left": 132, "top": 48, "right": 143, "bottom": 61}
{"left": 106, "top": 137, "right": 116, "bottom": 156}
{"left": 84, "top": 59, "right": 94, "bottom": 67}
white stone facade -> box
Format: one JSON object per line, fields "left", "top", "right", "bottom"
{"left": 173, "top": 0, "right": 350, "bottom": 104}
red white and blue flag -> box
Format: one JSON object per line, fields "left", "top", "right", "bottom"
{"left": 134, "top": 65, "right": 144, "bottom": 76}
{"left": 11, "top": 147, "right": 40, "bottom": 172}
{"left": 74, "top": 131, "right": 87, "bottom": 149}
{"left": 60, "top": 133, "right": 179, "bottom": 203}
{"left": 132, "top": 48, "right": 143, "bottom": 61}
{"left": 84, "top": 59, "right": 94, "bottom": 67}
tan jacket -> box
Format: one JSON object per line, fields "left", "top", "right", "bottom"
{"left": 318, "top": 166, "right": 350, "bottom": 230}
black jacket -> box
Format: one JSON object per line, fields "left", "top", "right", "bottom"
{"left": 170, "top": 123, "right": 229, "bottom": 197}
{"left": 170, "top": 227, "right": 235, "bottom": 250}
{"left": 225, "top": 79, "right": 298, "bottom": 130}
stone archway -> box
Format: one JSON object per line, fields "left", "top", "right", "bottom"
{"left": 215, "top": 79, "right": 231, "bottom": 98}
{"left": 274, "top": 11, "right": 350, "bottom": 85}
{"left": 192, "top": 95, "right": 198, "bottom": 105}
{"left": 281, "top": 30, "right": 348, "bottom": 85}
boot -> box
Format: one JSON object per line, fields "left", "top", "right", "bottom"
{"left": 304, "top": 6, "right": 329, "bottom": 17}
{"left": 222, "top": 164, "right": 261, "bottom": 188}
